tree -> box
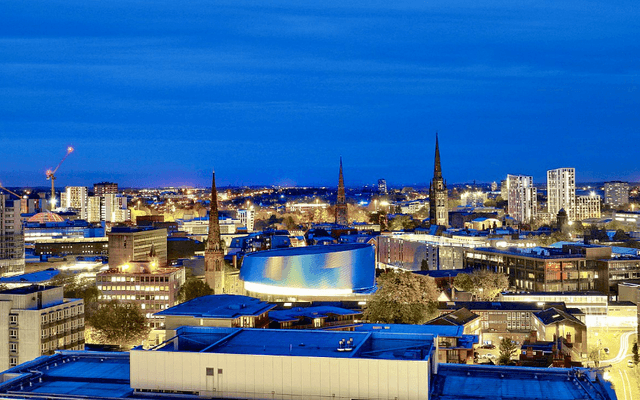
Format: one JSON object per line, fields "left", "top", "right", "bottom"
{"left": 498, "top": 337, "right": 518, "bottom": 365}
{"left": 633, "top": 342, "right": 639, "bottom": 365}
{"left": 178, "top": 277, "right": 214, "bottom": 303}
{"left": 64, "top": 280, "right": 101, "bottom": 319}
{"left": 364, "top": 271, "right": 439, "bottom": 324}
{"left": 453, "top": 270, "right": 509, "bottom": 301}
{"left": 87, "top": 301, "right": 150, "bottom": 347}
{"left": 588, "top": 346, "right": 602, "bottom": 367}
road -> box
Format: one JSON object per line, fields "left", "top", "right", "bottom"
{"left": 603, "top": 331, "right": 636, "bottom": 364}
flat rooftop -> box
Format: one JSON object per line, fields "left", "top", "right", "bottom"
{"left": 155, "top": 294, "right": 275, "bottom": 319}
{"left": 0, "top": 352, "right": 132, "bottom": 398}
{"left": 431, "top": 363, "right": 616, "bottom": 400}
{"left": 0, "top": 285, "right": 57, "bottom": 295}
{"left": 152, "top": 326, "right": 435, "bottom": 361}
{"left": 0, "top": 269, "right": 60, "bottom": 284}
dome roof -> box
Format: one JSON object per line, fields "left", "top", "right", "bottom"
{"left": 28, "top": 212, "right": 64, "bottom": 223}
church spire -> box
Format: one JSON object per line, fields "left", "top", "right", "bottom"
{"left": 434, "top": 132, "right": 442, "bottom": 179}
{"left": 335, "top": 157, "right": 348, "bottom": 226}
{"left": 205, "top": 169, "right": 225, "bottom": 292}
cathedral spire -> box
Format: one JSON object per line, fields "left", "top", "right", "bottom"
{"left": 434, "top": 132, "right": 442, "bottom": 179}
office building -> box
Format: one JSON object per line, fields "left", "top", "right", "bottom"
{"left": 87, "top": 195, "right": 102, "bottom": 223}
{"left": 108, "top": 227, "right": 168, "bottom": 268}
{"left": 0, "top": 285, "right": 84, "bottom": 371}
{"left": 62, "top": 186, "right": 88, "bottom": 220}
{"left": 507, "top": 174, "right": 537, "bottom": 223}
{"left": 429, "top": 134, "right": 448, "bottom": 227}
{"left": 576, "top": 194, "right": 601, "bottom": 221}
{"left": 93, "top": 182, "right": 118, "bottom": 196}
{"left": 604, "top": 181, "right": 629, "bottom": 208}
{"left": 335, "top": 158, "right": 348, "bottom": 226}
{"left": 96, "top": 262, "right": 185, "bottom": 329}
{"left": 0, "top": 194, "right": 25, "bottom": 277}
{"left": 465, "top": 244, "right": 610, "bottom": 293}
{"left": 547, "top": 168, "right": 576, "bottom": 221}
{"left": 460, "top": 191, "right": 487, "bottom": 208}
{"left": 237, "top": 208, "right": 255, "bottom": 232}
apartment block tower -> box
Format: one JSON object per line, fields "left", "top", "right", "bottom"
{"left": 506, "top": 175, "right": 537, "bottom": 224}
{"left": 604, "top": 181, "right": 629, "bottom": 208}
{"left": 0, "top": 285, "right": 84, "bottom": 371}
{"left": 429, "top": 134, "right": 448, "bottom": 226}
{"left": 62, "top": 186, "right": 88, "bottom": 220}
{"left": 547, "top": 168, "right": 576, "bottom": 221}
{"left": 335, "top": 158, "right": 348, "bottom": 226}
{"left": 0, "top": 194, "right": 25, "bottom": 277}
{"left": 205, "top": 170, "right": 225, "bottom": 294}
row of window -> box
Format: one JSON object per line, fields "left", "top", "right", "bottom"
{"left": 100, "top": 294, "right": 170, "bottom": 301}
{"left": 98, "top": 275, "right": 172, "bottom": 283}
{"left": 98, "top": 285, "right": 170, "bottom": 292}
{"left": 41, "top": 319, "right": 84, "bottom": 338}
{"left": 41, "top": 305, "right": 84, "bottom": 324}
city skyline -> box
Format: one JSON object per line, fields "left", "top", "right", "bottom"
{"left": 1, "top": 1, "right": 638, "bottom": 187}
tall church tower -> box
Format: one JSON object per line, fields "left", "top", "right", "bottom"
{"left": 335, "top": 158, "right": 348, "bottom": 226}
{"left": 429, "top": 134, "right": 449, "bottom": 227}
{"left": 205, "top": 170, "right": 225, "bottom": 293}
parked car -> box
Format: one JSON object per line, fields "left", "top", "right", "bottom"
{"left": 480, "top": 344, "right": 496, "bottom": 349}
{"left": 628, "top": 360, "right": 635, "bottom": 368}
{"left": 603, "top": 348, "right": 609, "bottom": 354}
{"left": 486, "top": 353, "right": 496, "bottom": 359}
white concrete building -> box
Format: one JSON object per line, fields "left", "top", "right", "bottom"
{"left": 0, "top": 285, "right": 84, "bottom": 371}
{"left": 238, "top": 209, "right": 255, "bottom": 232}
{"left": 576, "top": 194, "right": 601, "bottom": 221}
{"left": 506, "top": 174, "right": 537, "bottom": 223}
{"left": 547, "top": 168, "right": 576, "bottom": 221}
{"left": 63, "top": 186, "right": 88, "bottom": 220}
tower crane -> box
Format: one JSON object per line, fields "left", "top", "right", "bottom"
{"left": 46, "top": 146, "right": 74, "bottom": 209}
{"left": 0, "top": 183, "right": 21, "bottom": 198}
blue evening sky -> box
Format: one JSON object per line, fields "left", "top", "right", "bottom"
{"left": 0, "top": 1, "right": 638, "bottom": 188}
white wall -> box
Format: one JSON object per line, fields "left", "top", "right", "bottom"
{"left": 131, "top": 350, "right": 430, "bottom": 400}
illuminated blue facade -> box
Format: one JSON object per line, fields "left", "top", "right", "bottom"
{"left": 240, "top": 244, "right": 375, "bottom": 296}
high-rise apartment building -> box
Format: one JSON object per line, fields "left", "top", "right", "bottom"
{"left": 547, "top": 168, "right": 576, "bottom": 221}
{"left": 108, "top": 227, "right": 168, "bottom": 268}
{"left": 604, "top": 181, "right": 629, "bottom": 208}
{"left": 62, "top": 186, "right": 88, "bottom": 220}
{"left": 576, "top": 194, "right": 601, "bottom": 220}
{"left": 0, "top": 285, "right": 84, "bottom": 371}
{"left": 377, "top": 179, "right": 387, "bottom": 194}
{"left": 429, "top": 134, "right": 448, "bottom": 226}
{"left": 0, "top": 194, "right": 25, "bottom": 277}
{"left": 237, "top": 209, "right": 255, "bottom": 232}
{"left": 87, "top": 196, "right": 102, "bottom": 223}
{"left": 506, "top": 175, "right": 537, "bottom": 224}
{"left": 103, "top": 194, "right": 129, "bottom": 223}
{"left": 93, "top": 182, "right": 118, "bottom": 196}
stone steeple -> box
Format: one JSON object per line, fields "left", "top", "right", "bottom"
{"left": 429, "top": 133, "right": 449, "bottom": 227}
{"left": 205, "top": 169, "right": 225, "bottom": 292}
{"left": 335, "top": 157, "right": 348, "bottom": 226}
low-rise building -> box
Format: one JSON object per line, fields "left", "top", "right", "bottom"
{"left": 108, "top": 227, "right": 167, "bottom": 268}
{"left": 155, "top": 294, "right": 274, "bottom": 333}
{"left": 269, "top": 306, "right": 362, "bottom": 330}
{"left": 0, "top": 285, "right": 84, "bottom": 371}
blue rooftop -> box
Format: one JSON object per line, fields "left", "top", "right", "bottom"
{"left": 153, "top": 326, "right": 435, "bottom": 361}
{"left": 154, "top": 294, "right": 275, "bottom": 318}
{"left": 269, "top": 306, "right": 361, "bottom": 322}
{"left": 0, "top": 269, "right": 60, "bottom": 284}
{"left": 243, "top": 243, "right": 370, "bottom": 258}
{"left": 0, "top": 352, "right": 132, "bottom": 398}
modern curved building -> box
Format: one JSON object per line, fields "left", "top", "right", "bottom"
{"left": 240, "top": 243, "right": 376, "bottom": 298}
